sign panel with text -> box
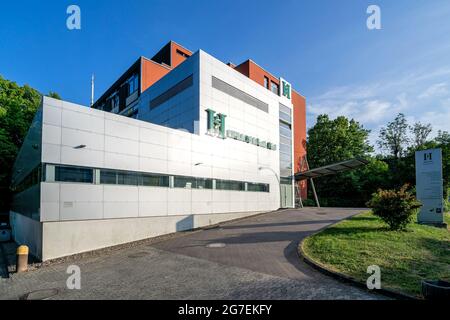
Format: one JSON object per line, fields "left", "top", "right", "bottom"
{"left": 415, "top": 148, "right": 444, "bottom": 224}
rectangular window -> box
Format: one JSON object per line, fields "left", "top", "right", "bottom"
{"left": 176, "top": 49, "right": 190, "bottom": 58}
{"left": 150, "top": 75, "right": 193, "bottom": 110}
{"left": 174, "top": 176, "right": 196, "bottom": 189}
{"left": 142, "top": 174, "right": 169, "bottom": 187}
{"left": 127, "top": 74, "right": 139, "bottom": 96}
{"left": 117, "top": 171, "right": 139, "bottom": 186}
{"left": 247, "top": 183, "right": 270, "bottom": 193}
{"left": 195, "top": 178, "right": 213, "bottom": 189}
{"left": 174, "top": 176, "right": 213, "bottom": 189}
{"left": 264, "top": 76, "right": 269, "bottom": 89}
{"left": 55, "top": 166, "right": 93, "bottom": 183}
{"left": 216, "top": 179, "right": 245, "bottom": 191}
{"left": 271, "top": 81, "right": 279, "bottom": 95}
{"left": 100, "top": 169, "right": 117, "bottom": 184}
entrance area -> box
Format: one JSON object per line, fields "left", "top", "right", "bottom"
{"left": 281, "top": 183, "right": 293, "bottom": 208}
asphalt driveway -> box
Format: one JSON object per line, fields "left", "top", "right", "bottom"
{"left": 0, "top": 208, "right": 387, "bottom": 300}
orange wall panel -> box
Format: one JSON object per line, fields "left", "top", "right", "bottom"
{"left": 141, "top": 58, "right": 171, "bottom": 92}
{"left": 171, "top": 43, "right": 193, "bottom": 69}
{"left": 292, "top": 90, "right": 307, "bottom": 199}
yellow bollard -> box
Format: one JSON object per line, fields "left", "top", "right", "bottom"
{"left": 16, "top": 245, "right": 29, "bottom": 273}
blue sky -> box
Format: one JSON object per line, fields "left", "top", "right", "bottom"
{"left": 1, "top": 0, "right": 449, "bottom": 149}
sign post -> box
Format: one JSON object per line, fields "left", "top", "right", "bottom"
{"left": 415, "top": 148, "right": 445, "bottom": 226}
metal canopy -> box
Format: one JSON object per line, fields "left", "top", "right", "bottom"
{"left": 294, "top": 158, "right": 370, "bottom": 181}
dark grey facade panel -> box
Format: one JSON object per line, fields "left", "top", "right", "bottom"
{"left": 149, "top": 75, "right": 194, "bottom": 110}
{"left": 212, "top": 76, "right": 269, "bottom": 113}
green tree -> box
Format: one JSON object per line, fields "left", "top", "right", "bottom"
{"left": 306, "top": 115, "right": 380, "bottom": 207}
{"left": 307, "top": 114, "right": 373, "bottom": 167}
{"left": 410, "top": 121, "right": 432, "bottom": 149}
{"left": 378, "top": 113, "right": 409, "bottom": 159}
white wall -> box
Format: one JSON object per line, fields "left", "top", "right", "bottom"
{"left": 39, "top": 96, "right": 279, "bottom": 223}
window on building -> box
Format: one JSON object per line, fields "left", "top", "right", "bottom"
{"left": 271, "top": 81, "right": 279, "bottom": 95}
{"left": 55, "top": 166, "right": 93, "bottom": 183}
{"left": 110, "top": 93, "right": 120, "bottom": 112}
{"left": 142, "top": 174, "right": 169, "bottom": 187}
{"left": 247, "top": 183, "right": 270, "bottom": 193}
{"left": 264, "top": 76, "right": 269, "bottom": 89}
{"left": 216, "top": 180, "right": 245, "bottom": 191}
{"left": 127, "top": 74, "right": 139, "bottom": 96}
{"left": 47, "top": 165, "right": 271, "bottom": 194}
{"left": 100, "top": 170, "right": 117, "bottom": 184}
{"left": 176, "top": 49, "right": 190, "bottom": 58}
{"left": 174, "top": 176, "right": 213, "bottom": 189}
{"left": 117, "top": 171, "right": 139, "bottom": 186}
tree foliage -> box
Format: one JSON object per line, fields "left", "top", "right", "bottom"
{"left": 378, "top": 113, "right": 409, "bottom": 159}
{"left": 306, "top": 113, "right": 448, "bottom": 208}
{"left": 306, "top": 114, "right": 380, "bottom": 207}
{"left": 307, "top": 114, "right": 373, "bottom": 167}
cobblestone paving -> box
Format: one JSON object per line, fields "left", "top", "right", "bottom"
{"left": 0, "top": 208, "right": 387, "bottom": 300}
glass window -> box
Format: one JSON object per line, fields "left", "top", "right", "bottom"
{"left": 100, "top": 170, "right": 117, "bottom": 184}
{"left": 174, "top": 176, "right": 196, "bottom": 189}
{"left": 142, "top": 174, "right": 169, "bottom": 187}
{"left": 280, "top": 125, "right": 292, "bottom": 139}
{"left": 279, "top": 111, "right": 291, "bottom": 124}
{"left": 248, "top": 183, "right": 270, "bottom": 193}
{"left": 264, "top": 76, "right": 269, "bottom": 89}
{"left": 195, "top": 178, "right": 213, "bottom": 189}
{"left": 55, "top": 166, "right": 93, "bottom": 183}
{"left": 127, "top": 74, "right": 139, "bottom": 96}
{"left": 271, "top": 81, "right": 279, "bottom": 95}
{"left": 279, "top": 144, "right": 292, "bottom": 155}
{"left": 216, "top": 180, "right": 245, "bottom": 191}
{"left": 117, "top": 171, "right": 139, "bottom": 186}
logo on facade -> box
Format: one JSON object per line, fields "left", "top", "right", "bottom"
{"left": 206, "top": 108, "right": 226, "bottom": 139}
{"left": 424, "top": 152, "right": 432, "bottom": 162}
{"left": 279, "top": 78, "right": 291, "bottom": 100}
{"left": 205, "top": 109, "right": 277, "bottom": 151}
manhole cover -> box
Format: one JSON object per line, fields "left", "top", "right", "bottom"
{"left": 128, "top": 252, "right": 149, "bottom": 258}
{"left": 206, "top": 243, "right": 226, "bottom": 248}
{"left": 22, "top": 288, "right": 59, "bottom": 300}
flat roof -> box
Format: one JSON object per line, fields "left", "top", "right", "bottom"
{"left": 295, "top": 158, "right": 370, "bottom": 181}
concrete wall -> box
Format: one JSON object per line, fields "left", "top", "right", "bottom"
{"left": 41, "top": 210, "right": 260, "bottom": 261}
{"left": 10, "top": 211, "right": 42, "bottom": 258}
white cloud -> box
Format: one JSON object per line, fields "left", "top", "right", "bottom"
{"left": 307, "top": 67, "right": 450, "bottom": 152}
{"left": 418, "top": 82, "right": 449, "bottom": 99}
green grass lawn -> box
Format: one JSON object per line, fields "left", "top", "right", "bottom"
{"left": 302, "top": 212, "right": 450, "bottom": 297}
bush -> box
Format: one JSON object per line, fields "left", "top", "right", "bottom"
{"left": 366, "top": 185, "right": 422, "bottom": 231}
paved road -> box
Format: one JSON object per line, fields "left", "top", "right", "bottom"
{"left": 0, "top": 208, "right": 387, "bottom": 300}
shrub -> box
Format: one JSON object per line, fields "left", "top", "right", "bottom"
{"left": 366, "top": 184, "right": 422, "bottom": 231}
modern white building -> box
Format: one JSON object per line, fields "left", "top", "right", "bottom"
{"left": 10, "top": 43, "right": 306, "bottom": 261}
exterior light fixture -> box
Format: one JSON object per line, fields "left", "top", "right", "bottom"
{"left": 74, "top": 145, "right": 87, "bottom": 149}
{"left": 194, "top": 163, "right": 203, "bottom": 166}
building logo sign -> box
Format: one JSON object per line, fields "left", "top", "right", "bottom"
{"left": 415, "top": 148, "right": 444, "bottom": 224}
{"left": 206, "top": 109, "right": 277, "bottom": 151}
{"left": 279, "top": 78, "right": 291, "bottom": 100}
{"left": 206, "top": 108, "right": 226, "bottom": 139}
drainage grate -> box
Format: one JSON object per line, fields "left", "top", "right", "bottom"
{"left": 206, "top": 243, "right": 226, "bottom": 248}
{"left": 22, "top": 288, "right": 59, "bottom": 300}
{"left": 128, "top": 252, "right": 149, "bottom": 259}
